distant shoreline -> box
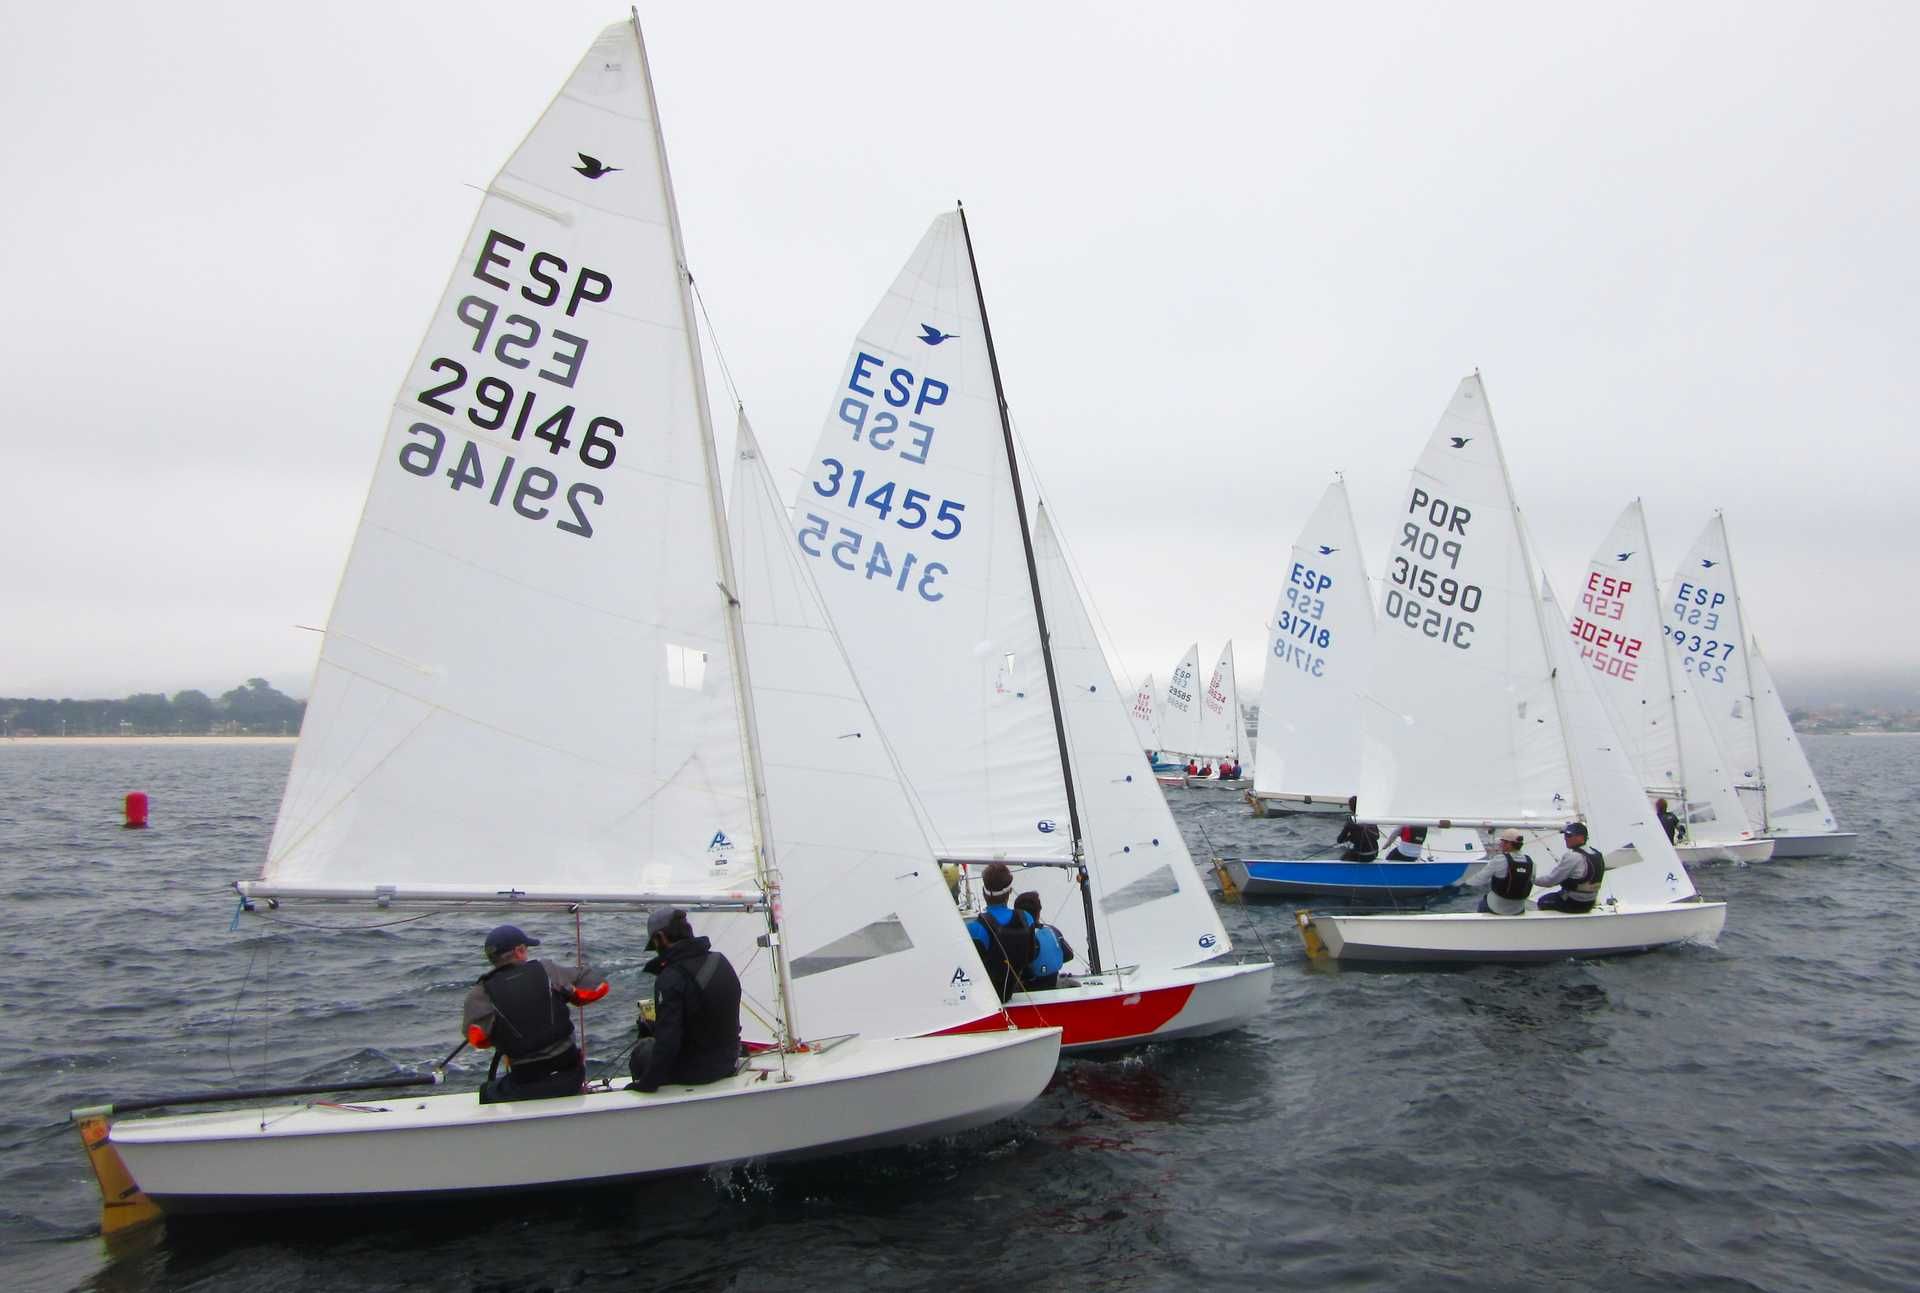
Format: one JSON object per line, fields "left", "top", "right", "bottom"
{"left": 0, "top": 736, "right": 298, "bottom": 747}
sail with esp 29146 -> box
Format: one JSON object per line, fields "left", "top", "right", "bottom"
{"left": 79, "top": 18, "right": 1058, "bottom": 1225}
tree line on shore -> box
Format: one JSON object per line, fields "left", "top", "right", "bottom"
{"left": 0, "top": 678, "right": 305, "bottom": 736}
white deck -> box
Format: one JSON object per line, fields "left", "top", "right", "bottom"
{"left": 110, "top": 1030, "right": 1060, "bottom": 1210}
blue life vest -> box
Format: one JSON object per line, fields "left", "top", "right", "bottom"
{"left": 1027, "top": 924, "right": 1067, "bottom": 980}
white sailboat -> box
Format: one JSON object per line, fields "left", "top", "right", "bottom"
{"left": 790, "top": 208, "right": 1272, "bottom": 1048}
{"left": 1300, "top": 375, "right": 1726, "bottom": 963}
{"left": 1189, "top": 642, "right": 1249, "bottom": 789}
{"left": 75, "top": 18, "right": 1057, "bottom": 1226}
{"left": 1663, "top": 515, "right": 1855, "bottom": 856}
{"left": 1159, "top": 642, "right": 1205, "bottom": 778}
{"left": 1575, "top": 502, "right": 1773, "bottom": 863}
{"left": 1247, "top": 477, "right": 1373, "bottom": 818}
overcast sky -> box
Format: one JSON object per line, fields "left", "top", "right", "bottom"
{"left": 3, "top": 1, "right": 1914, "bottom": 702}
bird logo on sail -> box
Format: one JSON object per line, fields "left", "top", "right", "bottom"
{"left": 1448, "top": 436, "right": 1471, "bottom": 449}
{"left": 574, "top": 153, "right": 621, "bottom": 179}
{"left": 1318, "top": 545, "right": 1338, "bottom": 556}
{"left": 1616, "top": 551, "right": 1633, "bottom": 562}
{"left": 1700, "top": 559, "right": 1718, "bottom": 569}
{"left": 918, "top": 324, "right": 956, "bottom": 345}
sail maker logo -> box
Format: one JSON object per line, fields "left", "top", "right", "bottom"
{"left": 573, "top": 152, "right": 620, "bottom": 179}
{"left": 707, "top": 830, "right": 735, "bottom": 868}
{"left": 918, "top": 323, "right": 956, "bottom": 345}
{"left": 1036, "top": 820, "right": 1058, "bottom": 834}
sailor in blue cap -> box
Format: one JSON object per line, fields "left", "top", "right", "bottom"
{"left": 461, "top": 924, "right": 609, "bottom": 1103}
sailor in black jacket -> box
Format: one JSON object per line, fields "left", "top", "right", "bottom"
{"left": 630, "top": 908, "right": 743, "bottom": 1093}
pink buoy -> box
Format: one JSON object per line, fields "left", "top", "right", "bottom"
{"left": 123, "top": 792, "right": 149, "bottom": 830}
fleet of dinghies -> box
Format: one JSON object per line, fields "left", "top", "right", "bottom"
{"left": 1294, "top": 375, "right": 1729, "bottom": 962}
{"left": 67, "top": 10, "right": 1855, "bottom": 1236}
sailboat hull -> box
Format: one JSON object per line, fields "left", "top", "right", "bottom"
{"left": 1245, "top": 792, "right": 1350, "bottom": 818}
{"left": 1764, "top": 831, "right": 1858, "bottom": 858}
{"left": 106, "top": 1030, "right": 1060, "bottom": 1215}
{"left": 938, "top": 959, "right": 1272, "bottom": 1053}
{"left": 1675, "top": 838, "right": 1776, "bottom": 864}
{"left": 1222, "top": 858, "right": 1478, "bottom": 900}
{"left": 1302, "top": 901, "right": 1726, "bottom": 963}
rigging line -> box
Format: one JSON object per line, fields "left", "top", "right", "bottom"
{"left": 224, "top": 938, "right": 265, "bottom": 1081}
{"left": 689, "top": 276, "right": 743, "bottom": 412}
{"left": 256, "top": 909, "right": 450, "bottom": 932}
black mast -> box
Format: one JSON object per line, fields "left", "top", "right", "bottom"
{"left": 956, "top": 202, "right": 1103, "bottom": 977}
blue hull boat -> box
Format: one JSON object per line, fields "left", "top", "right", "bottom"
{"left": 1219, "top": 857, "right": 1477, "bottom": 900}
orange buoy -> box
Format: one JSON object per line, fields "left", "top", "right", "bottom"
{"left": 123, "top": 792, "right": 149, "bottom": 830}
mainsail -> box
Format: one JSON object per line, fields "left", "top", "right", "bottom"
{"left": 1128, "top": 674, "right": 1161, "bottom": 752}
{"left": 789, "top": 211, "right": 1070, "bottom": 865}
{"left": 258, "top": 23, "right": 756, "bottom": 906}
{"left": 1251, "top": 478, "right": 1372, "bottom": 804}
{"left": 1198, "top": 643, "right": 1245, "bottom": 762}
{"left": 1662, "top": 514, "right": 1762, "bottom": 807}
{"left": 1357, "top": 376, "right": 1571, "bottom": 824}
{"left": 1159, "top": 643, "right": 1204, "bottom": 759}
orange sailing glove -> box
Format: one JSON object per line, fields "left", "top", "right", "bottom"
{"left": 466, "top": 1024, "right": 491, "bottom": 1048}
{"left": 572, "top": 981, "right": 610, "bottom": 1004}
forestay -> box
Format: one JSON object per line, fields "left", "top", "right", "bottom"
{"left": 791, "top": 212, "right": 1071, "bottom": 864}
{"left": 259, "top": 24, "right": 755, "bottom": 904}
{"left": 1198, "top": 643, "right": 1244, "bottom": 762}
{"left": 1252, "top": 478, "right": 1371, "bottom": 803}
{"left": 1576, "top": 501, "right": 1752, "bottom": 840}
{"left": 713, "top": 416, "right": 996, "bottom": 1042}
{"left": 1748, "top": 642, "right": 1840, "bottom": 836}
{"left": 1034, "top": 508, "right": 1234, "bottom": 969}
{"left": 1128, "top": 675, "right": 1160, "bottom": 752}
{"left": 1357, "top": 375, "right": 1572, "bottom": 824}
{"left": 1160, "top": 644, "right": 1203, "bottom": 759}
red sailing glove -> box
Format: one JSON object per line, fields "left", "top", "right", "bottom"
{"left": 466, "top": 1024, "right": 491, "bottom": 1048}
{"left": 571, "top": 981, "right": 610, "bottom": 1004}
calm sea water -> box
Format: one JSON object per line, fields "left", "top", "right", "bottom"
{"left": 2, "top": 735, "right": 1915, "bottom": 1292}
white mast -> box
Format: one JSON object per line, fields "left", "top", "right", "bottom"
{"left": 628, "top": 10, "right": 797, "bottom": 1047}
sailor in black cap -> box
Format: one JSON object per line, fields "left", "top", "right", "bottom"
{"left": 462, "top": 924, "right": 608, "bottom": 1104}
{"left": 629, "top": 908, "right": 743, "bottom": 1094}
{"left": 1534, "top": 822, "right": 1606, "bottom": 913}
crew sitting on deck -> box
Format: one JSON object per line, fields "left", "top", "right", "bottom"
{"left": 967, "top": 863, "right": 1038, "bottom": 1001}
{"left": 1336, "top": 797, "right": 1381, "bottom": 861}
{"left": 1186, "top": 760, "right": 1199, "bottom": 776}
{"left": 1382, "top": 825, "right": 1427, "bottom": 862}
{"left": 1535, "top": 822, "right": 1605, "bottom": 913}
{"left": 1199, "top": 763, "right": 1213, "bottom": 778}
{"left": 1654, "top": 797, "right": 1686, "bottom": 844}
{"left": 1014, "top": 890, "right": 1075, "bottom": 991}
{"left": 1479, "top": 828, "right": 1535, "bottom": 915}
{"left": 630, "top": 908, "right": 744, "bottom": 1093}
{"left": 463, "top": 924, "right": 609, "bottom": 1104}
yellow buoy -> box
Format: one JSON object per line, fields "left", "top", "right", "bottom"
{"left": 1294, "top": 909, "right": 1329, "bottom": 961}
